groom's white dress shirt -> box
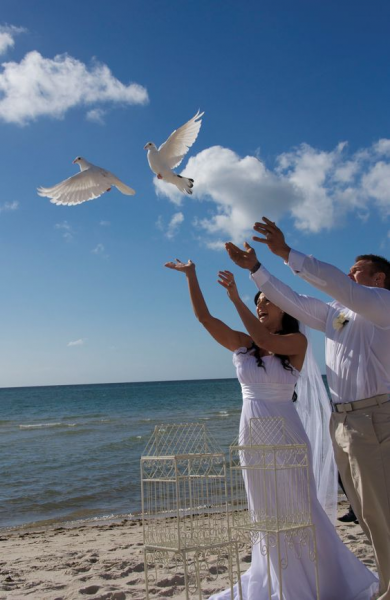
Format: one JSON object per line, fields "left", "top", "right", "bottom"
{"left": 251, "top": 249, "right": 390, "bottom": 404}
{"left": 253, "top": 248, "right": 390, "bottom": 599}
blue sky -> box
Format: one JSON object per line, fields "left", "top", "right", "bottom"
{"left": 0, "top": 0, "right": 390, "bottom": 387}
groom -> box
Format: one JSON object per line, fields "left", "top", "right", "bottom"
{"left": 226, "top": 218, "right": 390, "bottom": 600}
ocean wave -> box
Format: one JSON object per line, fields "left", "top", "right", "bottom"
{"left": 19, "top": 422, "right": 77, "bottom": 430}
{"left": 101, "top": 435, "right": 145, "bottom": 451}
{"left": 59, "top": 413, "right": 107, "bottom": 420}
{"left": 218, "top": 410, "right": 229, "bottom": 417}
{"left": 0, "top": 511, "right": 139, "bottom": 533}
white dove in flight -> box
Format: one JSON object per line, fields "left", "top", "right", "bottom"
{"left": 37, "top": 157, "right": 136, "bottom": 206}
{"left": 144, "top": 110, "right": 204, "bottom": 195}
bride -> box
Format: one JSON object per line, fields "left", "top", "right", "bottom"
{"left": 165, "top": 258, "right": 378, "bottom": 600}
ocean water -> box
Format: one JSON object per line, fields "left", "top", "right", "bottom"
{"left": 0, "top": 379, "right": 243, "bottom": 530}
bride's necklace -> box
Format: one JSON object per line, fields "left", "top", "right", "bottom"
{"left": 259, "top": 350, "right": 274, "bottom": 357}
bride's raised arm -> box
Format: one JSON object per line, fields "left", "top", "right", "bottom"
{"left": 218, "top": 269, "right": 307, "bottom": 363}
{"left": 165, "top": 259, "right": 250, "bottom": 352}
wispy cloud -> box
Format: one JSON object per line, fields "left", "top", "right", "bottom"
{"left": 156, "top": 212, "right": 185, "bottom": 239}
{"left": 99, "top": 220, "right": 111, "bottom": 227}
{"left": 167, "top": 212, "right": 184, "bottom": 239}
{"left": 67, "top": 338, "right": 86, "bottom": 347}
{"left": 154, "top": 139, "right": 390, "bottom": 245}
{"left": 0, "top": 50, "right": 149, "bottom": 125}
{"left": 92, "top": 243, "right": 105, "bottom": 254}
{"left": 86, "top": 108, "right": 106, "bottom": 125}
{"left": 0, "top": 200, "right": 19, "bottom": 213}
{"left": 156, "top": 215, "right": 163, "bottom": 231}
{"left": 55, "top": 220, "right": 74, "bottom": 242}
{"left": 0, "top": 25, "right": 26, "bottom": 56}
{"left": 91, "top": 243, "right": 109, "bottom": 258}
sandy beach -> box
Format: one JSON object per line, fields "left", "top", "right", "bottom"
{"left": 0, "top": 501, "right": 376, "bottom": 600}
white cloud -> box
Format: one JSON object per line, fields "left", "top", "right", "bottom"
{"left": 166, "top": 212, "right": 184, "bottom": 239}
{"left": 92, "top": 243, "right": 105, "bottom": 254}
{"left": 86, "top": 108, "right": 106, "bottom": 124}
{"left": 373, "top": 139, "right": 390, "bottom": 156}
{"left": 156, "top": 212, "right": 184, "bottom": 239}
{"left": 99, "top": 220, "right": 111, "bottom": 226}
{"left": 204, "top": 240, "right": 226, "bottom": 251}
{"left": 67, "top": 339, "right": 86, "bottom": 347}
{"left": 154, "top": 139, "right": 390, "bottom": 243}
{"left": 362, "top": 162, "right": 390, "bottom": 212}
{"left": 0, "top": 50, "right": 149, "bottom": 125}
{"left": 92, "top": 243, "right": 109, "bottom": 258}
{"left": 0, "top": 33, "right": 14, "bottom": 55}
{"left": 333, "top": 160, "right": 359, "bottom": 184}
{"left": 0, "top": 200, "right": 18, "bottom": 213}
{"left": 155, "top": 215, "right": 164, "bottom": 231}
{"left": 55, "top": 220, "right": 74, "bottom": 241}
{"left": 0, "top": 25, "right": 26, "bottom": 55}
{"left": 155, "top": 146, "right": 296, "bottom": 243}
{"left": 276, "top": 142, "right": 346, "bottom": 232}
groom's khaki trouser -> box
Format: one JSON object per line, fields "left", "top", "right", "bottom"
{"left": 330, "top": 399, "right": 390, "bottom": 600}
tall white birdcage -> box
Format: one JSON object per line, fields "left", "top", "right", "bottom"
{"left": 229, "top": 417, "right": 320, "bottom": 600}
{"left": 141, "top": 422, "right": 242, "bottom": 599}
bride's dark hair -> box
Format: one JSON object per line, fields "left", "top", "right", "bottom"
{"left": 239, "top": 291, "right": 300, "bottom": 375}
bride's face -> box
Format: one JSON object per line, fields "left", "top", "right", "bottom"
{"left": 256, "top": 293, "right": 284, "bottom": 332}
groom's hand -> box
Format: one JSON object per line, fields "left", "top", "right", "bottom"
{"left": 225, "top": 242, "right": 260, "bottom": 272}
{"left": 253, "top": 217, "right": 291, "bottom": 262}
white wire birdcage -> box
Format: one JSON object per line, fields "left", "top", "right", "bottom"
{"left": 141, "top": 422, "right": 242, "bottom": 599}
{"left": 229, "top": 417, "right": 320, "bottom": 600}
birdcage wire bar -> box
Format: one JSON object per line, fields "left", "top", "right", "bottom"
{"left": 229, "top": 417, "right": 320, "bottom": 600}
{"left": 141, "top": 422, "right": 242, "bottom": 599}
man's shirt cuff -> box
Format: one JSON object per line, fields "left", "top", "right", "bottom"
{"left": 250, "top": 265, "right": 271, "bottom": 286}
{"left": 288, "top": 249, "right": 306, "bottom": 274}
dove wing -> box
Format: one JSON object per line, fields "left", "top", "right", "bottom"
{"left": 158, "top": 110, "right": 204, "bottom": 170}
{"left": 37, "top": 168, "right": 116, "bottom": 205}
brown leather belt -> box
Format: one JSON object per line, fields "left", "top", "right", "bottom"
{"left": 334, "top": 394, "right": 390, "bottom": 413}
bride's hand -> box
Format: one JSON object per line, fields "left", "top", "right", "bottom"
{"left": 164, "top": 258, "right": 196, "bottom": 274}
{"left": 218, "top": 270, "right": 240, "bottom": 301}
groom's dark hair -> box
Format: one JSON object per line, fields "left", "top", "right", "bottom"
{"left": 355, "top": 254, "right": 390, "bottom": 290}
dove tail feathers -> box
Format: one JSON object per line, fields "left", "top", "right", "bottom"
{"left": 176, "top": 175, "right": 194, "bottom": 195}
{"left": 114, "top": 180, "right": 136, "bottom": 196}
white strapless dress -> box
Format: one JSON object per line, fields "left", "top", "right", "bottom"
{"left": 209, "top": 349, "right": 378, "bottom": 600}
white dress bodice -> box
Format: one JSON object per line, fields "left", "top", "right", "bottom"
{"left": 233, "top": 347, "right": 298, "bottom": 403}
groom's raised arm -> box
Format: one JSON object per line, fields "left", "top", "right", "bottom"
{"left": 253, "top": 216, "right": 390, "bottom": 329}
{"left": 252, "top": 264, "right": 329, "bottom": 332}
{"left": 287, "top": 249, "right": 390, "bottom": 329}
{"left": 225, "top": 242, "right": 328, "bottom": 331}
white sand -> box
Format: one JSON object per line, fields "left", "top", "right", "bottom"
{"left": 0, "top": 502, "right": 376, "bottom": 600}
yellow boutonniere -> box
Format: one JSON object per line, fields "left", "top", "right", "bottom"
{"left": 333, "top": 312, "right": 349, "bottom": 331}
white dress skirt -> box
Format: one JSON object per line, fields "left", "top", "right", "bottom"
{"left": 209, "top": 349, "right": 378, "bottom": 600}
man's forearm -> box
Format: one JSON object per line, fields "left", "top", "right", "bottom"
{"left": 277, "top": 244, "right": 291, "bottom": 262}
{"left": 289, "top": 251, "right": 390, "bottom": 328}
{"left": 251, "top": 266, "right": 328, "bottom": 332}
